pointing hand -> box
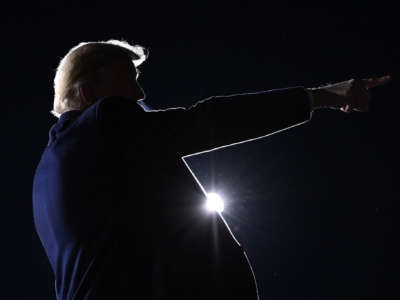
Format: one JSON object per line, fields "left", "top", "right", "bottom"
{"left": 309, "top": 75, "right": 391, "bottom": 113}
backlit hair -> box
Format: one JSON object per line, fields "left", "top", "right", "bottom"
{"left": 51, "top": 39, "right": 149, "bottom": 118}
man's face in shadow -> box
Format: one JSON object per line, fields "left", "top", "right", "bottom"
{"left": 79, "top": 58, "right": 146, "bottom": 106}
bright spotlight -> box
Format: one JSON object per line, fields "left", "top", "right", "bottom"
{"left": 205, "top": 193, "right": 225, "bottom": 213}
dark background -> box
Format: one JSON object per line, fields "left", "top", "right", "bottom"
{"left": 2, "top": 1, "right": 398, "bottom": 299}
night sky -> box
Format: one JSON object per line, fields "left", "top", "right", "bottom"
{"left": 2, "top": 1, "right": 398, "bottom": 299}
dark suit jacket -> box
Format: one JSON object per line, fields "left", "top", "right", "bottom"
{"left": 33, "top": 86, "right": 312, "bottom": 300}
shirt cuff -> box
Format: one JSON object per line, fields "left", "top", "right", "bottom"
{"left": 305, "top": 88, "right": 314, "bottom": 111}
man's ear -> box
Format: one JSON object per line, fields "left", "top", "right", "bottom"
{"left": 78, "top": 84, "right": 94, "bottom": 107}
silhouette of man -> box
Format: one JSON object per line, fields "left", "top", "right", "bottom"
{"left": 32, "top": 39, "right": 390, "bottom": 300}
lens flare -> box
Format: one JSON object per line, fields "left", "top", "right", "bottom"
{"left": 205, "top": 193, "right": 225, "bottom": 213}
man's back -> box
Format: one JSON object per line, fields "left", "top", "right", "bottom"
{"left": 33, "top": 97, "right": 266, "bottom": 299}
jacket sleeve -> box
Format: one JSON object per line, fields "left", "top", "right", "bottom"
{"left": 96, "top": 86, "right": 313, "bottom": 157}
{"left": 144, "top": 86, "right": 313, "bottom": 156}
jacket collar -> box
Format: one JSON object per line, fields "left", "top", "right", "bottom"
{"left": 47, "top": 110, "right": 82, "bottom": 146}
{"left": 59, "top": 110, "right": 82, "bottom": 122}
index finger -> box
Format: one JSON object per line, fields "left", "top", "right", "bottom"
{"left": 362, "top": 75, "right": 391, "bottom": 90}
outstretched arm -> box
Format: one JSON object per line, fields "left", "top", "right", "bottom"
{"left": 146, "top": 86, "right": 313, "bottom": 156}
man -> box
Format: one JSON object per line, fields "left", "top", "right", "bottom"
{"left": 32, "top": 39, "right": 390, "bottom": 300}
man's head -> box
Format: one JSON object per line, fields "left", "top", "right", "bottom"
{"left": 52, "top": 39, "right": 149, "bottom": 118}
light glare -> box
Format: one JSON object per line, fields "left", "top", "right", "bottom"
{"left": 205, "top": 193, "right": 225, "bottom": 213}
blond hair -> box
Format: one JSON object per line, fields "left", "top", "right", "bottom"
{"left": 51, "top": 39, "right": 149, "bottom": 118}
